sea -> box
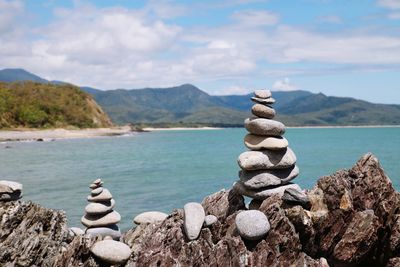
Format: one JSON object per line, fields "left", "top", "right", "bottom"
{"left": 0, "top": 127, "right": 399, "bottom": 231}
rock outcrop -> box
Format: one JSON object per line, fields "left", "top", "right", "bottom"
{"left": 0, "top": 153, "right": 399, "bottom": 266}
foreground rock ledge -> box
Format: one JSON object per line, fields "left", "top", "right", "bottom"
{"left": 1, "top": 153, "right": 400, "bottom": 266}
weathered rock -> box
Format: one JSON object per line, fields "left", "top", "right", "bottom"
{"left": 201, "top": 189, "right": 245, "bottom": 221}
{"left": 90, "top": 240, "right": 131, "bottom": 264}
{"left": 133, "top": 211, "right": 168, "bottom": 225}
{"left": 238, "top": 148, "right": 297, "bottom": 171}
{"left": 239, "top": 165, "right": 299, "bottom": 188}
{"left": 86, "top": 225, "right": 121, "bottom": 240}
{"left": 69, "top": 227, "right": 84, "bottom": 236}
{"left": 91, "top": 187, "right": 103, "bottom": 196}
{"left": 283, "top": 186, "right": 310, "bottom": 208}
{"left": 233, "top": 182, "right": 303, "bottom": 200}
{"left": 244, "top": 134, "right": 288, "bottom": 150}
{"left": 0, "top": 180, "right": 22, "bottom": 201}
{"left": 251, "top": 104, "right": 276, "bottom": 119}
{"left": 183, "top": 202, "right": 205, "bottom": 240}
{"left": 235, "top": 210, "right": 270, "bottom": 240}
{"left": 85, "top": 199, "right": 115, "bottom": 215}
{"left": 245, "top": 117, "right": 285, "bottom": 136}
{"left": 81, "top": 210, "right": 121, "bottom": 228}
{"left": 87, "top": 188, "right": 112, "bottom": 202}
{"left": 204, "top": 215, "right": 218, "bottom": 226}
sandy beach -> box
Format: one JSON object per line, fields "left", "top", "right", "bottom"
{"left": 0, "top": 126, "right": 134, "bottom": 142}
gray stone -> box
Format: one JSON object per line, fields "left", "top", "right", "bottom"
{"left": 245, "top": 118, "right": 285, "bottom": 136}
{"left": 87, "top": 188, "right": 112, "bottom": 202}
{"left": 86, "top": 225, "right": 121, "bottom": 240}
{"left": 0, "top": 180, "right": 22, "bottom": 193}
{"left": 251, "top": 97, "right": 276, "bottom": 105}
{"left": 90, "top": 240, "right": 131, "bottom": 264}
{"left": 91, "top": 187, "right": 103, "bottom": 196}
{"left": 0, "top": 191, "right": 22, "bottom": 201}
{"left": 183, "top": 202, "right": 205, "bottom": 240}
{"left": 133, "top": 211, "right": 168, "bottom": 225}
{"left": 89, "top": 183, "right": 100, "bottom": 189}
{"left": 238, "top": 148, "right": 297, "bottom": 171}
{"left": 239, "top": 165, "right": 299, "bottom": 189}
{"left": 204, "top": 215, "right": 218, "bottom": 226}
{"left": 283, "top": 187, "right": 310, "bottom": 207}
{"left": 85, "top": 199, "right": 115, "bottom": 215}
{"left": 235, "top": 210, "right": 270, "bottom": 240}
{"left": 254, "top": 90, "right": 271, "bottom": 99}
{"left": 69, "top": 227, "right": 84, "bottom": 236}
{"left": 93, "top": 178, "right": 102, "bottom": 184}
{"left": 233, "top": 182, "right": 302, "bottom": 200}
{"left": 244, "top": 134, "right": 288, "bottom": 150}
{"left": 251, "top": 104, "right": 276, "bottom": 119}
{"left": 81, "top": 210, "right": 121, "bottom": 228}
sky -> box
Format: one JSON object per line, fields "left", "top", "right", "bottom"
{"left": 1, "top": 0, "right": 400, "bottom": 103}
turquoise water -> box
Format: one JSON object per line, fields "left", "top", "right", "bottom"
{"left": 0, "top": 127, "right": 399, "bottom": 231}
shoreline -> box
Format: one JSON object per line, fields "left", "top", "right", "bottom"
{"left": 142, "top": 127, "right": 222, "bottom": 131}
{"left": 0, "top": 126, "right": 134, "bottom": 142}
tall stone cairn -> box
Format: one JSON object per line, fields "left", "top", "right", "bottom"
{"left": 233, "top": 90, "right": 308, "bottom": 206}
{"left": 81, "top": 178, "right": 122, "bottom": 239}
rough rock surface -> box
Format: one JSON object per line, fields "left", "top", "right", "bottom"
{"left": 1, "top": 153, "right": 400, "bottom": 267}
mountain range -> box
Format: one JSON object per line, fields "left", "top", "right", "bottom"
{"left": 1, "top": 68, "right": 400, "bottom": 127}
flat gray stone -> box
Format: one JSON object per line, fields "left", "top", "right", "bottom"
{"left": 86, "top": 225, "right": 121, "bottom": 240}
{"left": 251, "top": 104, "right": 275, "bottom": 119}
{"left": 91, "top": 187, "right": 103, "bottom": 196}
{"left": 238, "top": 148, "right": 297, "bottom": 171}
{"left": 245, "top": 118, "right": 285, "bottom": 136}
{"left": 0, "top": 180, "right": 22, "bottom": 193}
{"left": 204, "top": 215, "right": 218, "bottom": 226}
{"left": 133, "top": 211, "right": 168, "bottom": 225}
{"left": 239, "top": 165, "right": 299, "bottom": 189}
{"left": 251, "top": 97, "right": 276, "bottom": 105}
{"left": 87, "top": 188, "right": 112, "bottom": 202}
{"left": 85, "top": 199, "right": 115, "bottom": 215}
{"left": 183, "top": 202, "right": 205, "bottom": 240}
{"left": 233, "top": 182, "right": 302, "bottom": 200}
{"left": 235, "top": 210, "right": 270, "bottom": 240}
{"left": 81, "top": 211, "right": 121, "bottom": 228}
{"left": 93, "top": 178, "right": 102, "bottom": 184}
{"left": 244, "top": 134, "right": 288, "bottom": 150}
{"left": 90, "top": 240, "right": 131, "bottom": 264}
{"left": 69, "top": 227, "right": 84, "bottom": 236}
{"left": 283, "top": 187, "right": 310, "bottom": 207}
{"left": 254, "top": 90, "right": 271, "bottom": 99}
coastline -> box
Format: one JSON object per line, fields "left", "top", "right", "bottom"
{"left": 143, "top": 127, "right": 222, "bottom": 131}
{"left": 0, "top": 126, "right": 134, "bottom": 142}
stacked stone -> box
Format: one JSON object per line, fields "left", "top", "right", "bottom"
{"left": 0, "top": 180, "right": 22, "bottom": 201}
{"left": 81, "top": 179, "right": 121, "bottom": 239}
{"left": 233, "top": 90, "right": 306, "bottom": 203}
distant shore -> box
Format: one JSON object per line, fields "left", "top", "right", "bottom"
{"left": 143, "top": 127, "right": 222, "bottom": 131}
{"left": 0, "top": 126, "right": 134, "bottom": 142}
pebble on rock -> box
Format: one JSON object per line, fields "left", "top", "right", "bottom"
{"left": 85, "top": 199, "right": 115, "bottom": 215}
{"left": 245, "top": 118, "right": 285, "bottom": 136}
{"left": 251, "top": 104, "right": 276, "bottom": 119}
{"left": 0, "top": 180, "right": 23, "bottom": 201}
{"left": 244, "top": 134, "right": 288, "bottom": 150}
{"left": 251, "top": 97, "right": 276, "bottom": 105}
{"left": 204, "top": 215, "right": 218, "bottom": 226}
{"left": 81, "top": 210, "right": 121, "bottom": 228}
{"left": 235, "top": 210, "right": 270, "bottom": 240}
{"left": 91, "top": 187, "right": 103, "bottom": 196}
{"left": 233, "top": 182, "right": 302, "bottom": 200}
{"left": 87, "top": 188, "right": 112, "bottom": 202}
{"left": 86, "top": 225, "right": 121, "bottom": 240}
{"left": 133, "top": 211, "right": 168, "bottom": 225}
{"left": 69, "top": 227, "right": 84, "bottom": 236}
{"left": 254, "top": 89, "right": 271, "bottom": 99}
{"left": 183, "top": 202, "right": 205, "bottom": 240}
{"left": 90, "top": 240, "right": 131, "bottom": 265}
{"left": 239, "top": 165, "right": 299, "bottom": 189}
{"left": 238, "top": 148, "right": 297, "bottom": 171}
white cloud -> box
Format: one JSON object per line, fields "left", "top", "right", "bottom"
{"left": 272, "top": 77, "right": 298, "bottom": 91}
{"left": 213, "top": 85, "right": 253, "bottom": 95}
{"left": 378, "top": 0, "right": 400, "bottom": 9}
{"left": 316, "top": 15, "right": 342, "bottom": 24}
{"left": 388, "top": 11, "right": 400, "bottom": 19}
{"left": 0, "top": 0, "right": 23, "bottom": 34}
{"left": 231, "top": 10, "right": 279, "bottom": 26}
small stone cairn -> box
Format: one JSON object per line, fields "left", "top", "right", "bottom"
{"left": 0, "top": 180, "right": 22, "bottom": 201}
{"left": 81, "top": 178, "right": 121, "bottom": 239}
{"left": 233, "top": 89, "right": 308, "bottom": 206}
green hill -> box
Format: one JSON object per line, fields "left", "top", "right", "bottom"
{"left": 0, "top": 81, "right": 113, "bottom": 129}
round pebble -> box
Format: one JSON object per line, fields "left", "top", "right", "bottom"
{"left": 90, "top": 240, "right": 131, "bottom": 264}
{"left": 235, "top": 210, "right": 270, "bottom": 240}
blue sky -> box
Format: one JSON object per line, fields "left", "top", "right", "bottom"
{"left": 1, "top": 0, "right": 400, "bottom": 103}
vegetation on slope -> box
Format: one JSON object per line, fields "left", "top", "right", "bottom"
{"left": 0, "top": 81, "right": 112, "bottom": 129}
